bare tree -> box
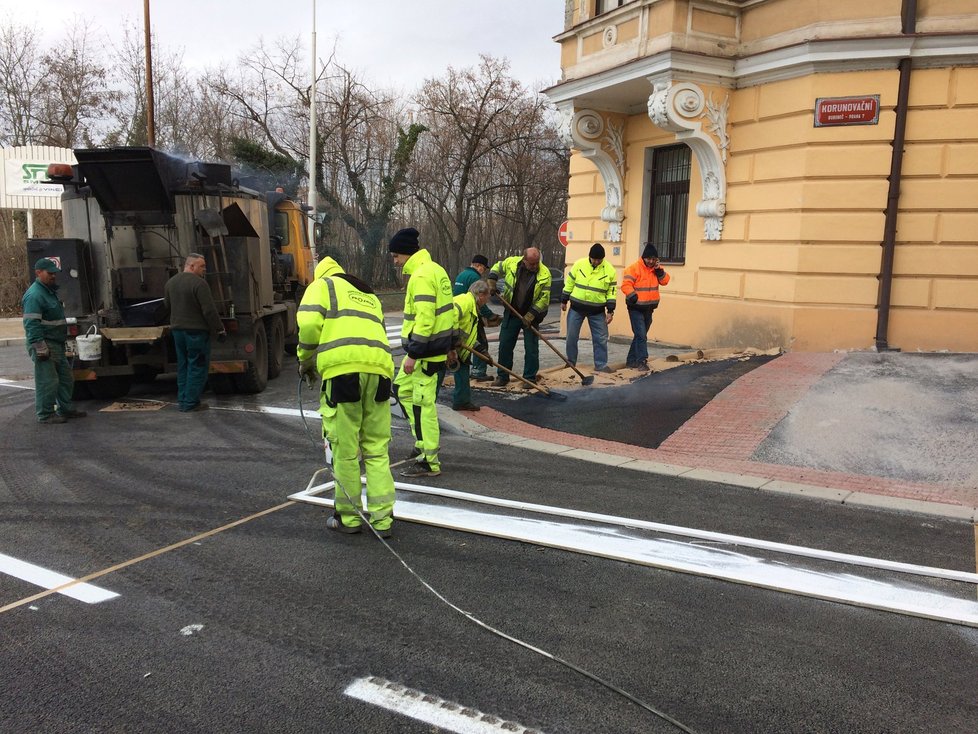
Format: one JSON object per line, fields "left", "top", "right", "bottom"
{"left": 489, "top": 99, "right": 569, "bottom": 267}
{"left": 317, "top": 66, "right": 425, "bottom": 282}
{"left": 211, "top": 41, "right": 424, "bottom": 284}
{"left": 411, "top": 55, "right": 535, "bottom": 274}
{"left": 0, "top": 19, "right": 46, "bottom": 145}
{"left": 36, "top": 21, "right": 112, "bottom": 147}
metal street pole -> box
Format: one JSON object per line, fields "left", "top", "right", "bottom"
{"left": 308, "top": 0, "right": 318, "bottom": 257}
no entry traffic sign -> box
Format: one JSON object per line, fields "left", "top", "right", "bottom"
{"left": 557, "top": 220, "right": 569, "bottom": 247}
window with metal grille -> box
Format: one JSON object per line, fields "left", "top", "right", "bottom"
{"left": 647, "top": 144, "right": 690, "bottom": 263}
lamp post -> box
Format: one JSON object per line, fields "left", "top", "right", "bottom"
{"left": 308, "top": 0, "right": 318, "bottom": 257}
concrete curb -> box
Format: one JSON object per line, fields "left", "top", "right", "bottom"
{"left": 437, "top": 406, "right": 978, "bottom": 523}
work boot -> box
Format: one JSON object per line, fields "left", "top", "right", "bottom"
{"left": 326, "top": 514, "right": 361, "bottom": 534}
{"left": 596, "top": 366, "right": 616, "bottom": 374}
{"left": 371, "top": 525, "right": 393, "bottom": 539}
{"left": 58, "top": 409, "right": 87, "bottom": 419}
{"left": 471, "top": 373, "right": 492, "bottom": 383}
{"left": 452, "top": 403, "right": 480, "bottom": 412}
{"left": 491, "top": 376, "right": 508, "bottom": 387}
{"left": 38, "top": 414, "right": 67, "bottom": 424}
{"left": 636, "top": 361, "right": 651, "bottom": 372}
{"left": 186, "top": 402, "right": 210, "bottom": 412}
{"left": 400, "top": 461, "right": 441, "bottom": 478}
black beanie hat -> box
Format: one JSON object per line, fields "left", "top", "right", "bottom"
{"left": 388, "top": 227, "right": 420, "bottom": 255}
{"left": 589, "top": 243, "right": 605, "bottom": 260}
{"left": 472, "top": 254, "right": 489, "bottom": 267}
{"left": 642, "top": 243, "right": 658, "bottom": 259}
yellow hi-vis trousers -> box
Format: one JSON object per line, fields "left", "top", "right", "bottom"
{"left": 393, "top": 356, "right": 443, "bottom": 471}
{"left": 320, "top": 372, "right": 395, "bottom": 531}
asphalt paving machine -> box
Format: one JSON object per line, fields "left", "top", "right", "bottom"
{"left": 26, "top": 147, "right": 315, "bottom": 399}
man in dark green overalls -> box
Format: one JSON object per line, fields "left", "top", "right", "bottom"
{"left": 22, "top": 258, "right": 86, "bottom": 424}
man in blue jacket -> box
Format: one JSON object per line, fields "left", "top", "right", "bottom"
{"left": 22, "top": 258, "right": 86, "bottom": 424}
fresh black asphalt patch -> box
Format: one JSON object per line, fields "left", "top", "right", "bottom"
{"left": 465, "top": 354, "right": 777, "bottom": 449}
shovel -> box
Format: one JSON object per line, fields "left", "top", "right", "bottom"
{"left": 468, "top": 347, "right": 568, "bottom": 401}
{"left": 495, "top": 295, "right": 595, "bottom": 386}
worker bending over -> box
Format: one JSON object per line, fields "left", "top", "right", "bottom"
{"left": 297, "top": 257, "right": 396, "bottom": 537}
{"left": 451, "top": 280, "right": 491, "bottom": 411}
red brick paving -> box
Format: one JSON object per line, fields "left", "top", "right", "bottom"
{"left": 466, "top": 353, "right": 978, "bottom": 510}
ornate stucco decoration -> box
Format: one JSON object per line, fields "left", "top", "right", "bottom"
{"left": 559, "top": 107, "right": 626, "bottom": 242}
{"left": 647, "top": 78, "right": 728, "bottom": 241}
{"left": 602, "top": 25, "right": 618, "bottom": 48}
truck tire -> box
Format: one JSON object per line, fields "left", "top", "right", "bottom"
{"left": 267, "top": 317, "right": 285, "bottom": 380}
{"left": 232, "top": 321, "right": 269, "bottom": 394}
{"left": 72, "top": 381, "right": 93, "bottom": 401}
{"left": 88, "top": 376, "right": 132, "bottom": 400}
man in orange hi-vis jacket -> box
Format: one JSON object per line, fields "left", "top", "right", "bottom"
{"left": 620, "top": 243, "right": 670, "bottom": 371}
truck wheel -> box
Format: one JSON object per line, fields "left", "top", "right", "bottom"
{"left": 232, "top": 321, "right": 268, "bottom": 394}
{"left": 267, "top": 317, "right": 285, "bottom": 380}
{"left": 208, "top": 375, "right": 234, "bottom": 395}
{"left": 72, "top": 381, "right": 93, "bottom": 401}
{"left": 88, "top": 376, "right": 132, "bottom": 400}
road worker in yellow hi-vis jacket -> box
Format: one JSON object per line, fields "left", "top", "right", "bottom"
{"left": 297, "top": 257, "right": 396, "bottom": 538}
{"left": 388, "top": 228, "right": 455, "bottom": 479}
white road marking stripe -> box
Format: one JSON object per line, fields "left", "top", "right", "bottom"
{"left": 345, "top": 676, "right": 543, "bottom": 734}
{"left": 0, "top": 378, "right": 34, "bottom": 390}
{"left": 0, "top": 553, "right": 119, "bottom": 604}
{"left": 290, "top": 480, "right": 978, "bottom": 627}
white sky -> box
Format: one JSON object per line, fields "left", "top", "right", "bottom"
{"left": 2, "top": 0, "right": 565, "bottom": 92}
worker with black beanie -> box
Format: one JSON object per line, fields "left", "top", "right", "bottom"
{"left": 389, "top": 227, "right": 454, "bottom": 478}
{"left": 620, "top": 242, "right": 669, "bottom": 370}
{"left": 561, "top": 243, "right": 618, "bottom": 373}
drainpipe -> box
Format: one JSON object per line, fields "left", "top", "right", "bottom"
{"left": 875, "top": 0, "right": 917, "bottom": 351}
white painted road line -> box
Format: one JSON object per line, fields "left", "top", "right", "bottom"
{"left": 345, "top": 676, "right": 543, "bottom": 734}
{"left": 0, "top": 378, "right": 34, "bottom": 391}
{"left": 290, "top": 481, "right": 978, "bottom": 627}
{"left": 0, "top": 553, "right": 119, "bottom": 604}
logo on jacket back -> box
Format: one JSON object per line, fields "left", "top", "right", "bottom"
{"left": 349, "top": 292, "right": 379, "bottom": 309}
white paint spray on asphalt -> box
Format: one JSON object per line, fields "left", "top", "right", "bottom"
{"left": 290, "top": 481, "right": 978, "bottom": 627}
{"left": 345, "top": 676, "right": 543, "bottom": 734}
{"left": 0, "top": 552, "right": 119, "bottom": 604}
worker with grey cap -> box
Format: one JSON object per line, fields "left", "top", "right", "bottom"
{"left": 22, "top": 258, "right": 86, "bottom": 423}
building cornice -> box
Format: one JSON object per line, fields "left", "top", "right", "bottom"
{"left": 545, "top": 32, "right": 978, "bottom": 109}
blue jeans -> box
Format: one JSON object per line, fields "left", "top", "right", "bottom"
{"left": 626, "top": 308, "right": 654, "bottom": 366}
{"left": 173, "top": 329, "right": 211, "bottom": 411}
{"left": 565, "top": 308, "right": 609, "bottom": 370}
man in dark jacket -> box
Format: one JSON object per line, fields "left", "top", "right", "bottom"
{"left": 452, "top": 254, "right": 497, "bottom": 381}
{"left": 164, "top": 253, "right": 225, "bottom": 412}
{"left": 22, "top": 258, "right": 86, "bottom": 424}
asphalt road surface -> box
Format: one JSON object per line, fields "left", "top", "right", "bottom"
{"left": 2, "top": 344, "right": 977, "bottom": 733}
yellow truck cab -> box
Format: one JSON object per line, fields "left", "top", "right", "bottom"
{"left": 267, "top": 190, "right": 315, "bottom": 302}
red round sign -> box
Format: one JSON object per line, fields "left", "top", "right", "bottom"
{"left": 557, "top": 220, "right": 569, "bottom": 247}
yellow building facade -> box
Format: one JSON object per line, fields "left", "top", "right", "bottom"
{"left": 546, "top": 0, "right": 978, "bottom": 351}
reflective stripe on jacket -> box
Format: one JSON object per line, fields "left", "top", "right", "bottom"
{"left": 620, "top": 259, "right": 669, "bottom": 310}
{"left": 488, "top": 255, "right": 551, "bottom": 319}
{"left": 296, "top": 258, "right": 394, "bottom": 380}
{"left": 400, "top": 249, "right": 455, "bottom": 362}
{"left": 453, "top": 292, "right": 479, "bottom": 361}
{"left": 22, "top": 279, "right": 67, "bottom": 344}
{"left": 561, "top": 257, "right": 617, "bottom": 313}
